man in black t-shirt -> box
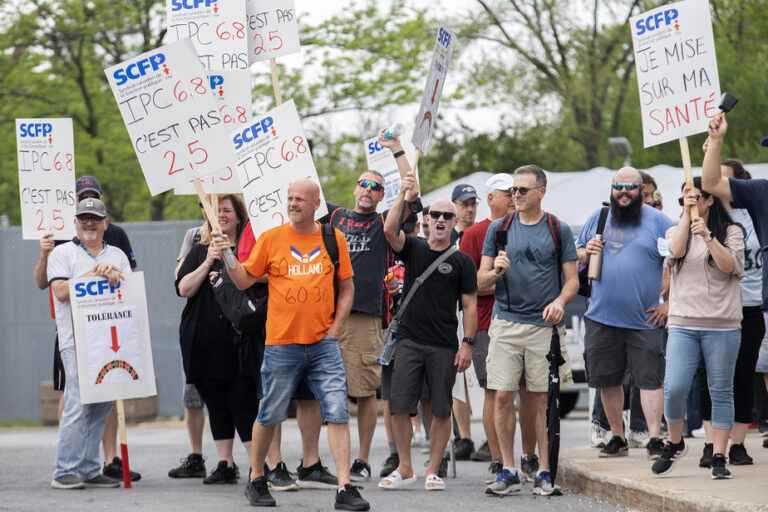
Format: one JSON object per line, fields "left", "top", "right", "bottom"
{"left": 379, "top": 178, "right": 478, "bottom": 491}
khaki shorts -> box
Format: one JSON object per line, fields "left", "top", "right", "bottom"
{"left": 486, "top": 318, "right": 572, "bottom": 393}
{"left": 339, "top": 313, "right": 383, "bottom": 398}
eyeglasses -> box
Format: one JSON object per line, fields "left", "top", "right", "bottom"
{"left": 357, "top": 179, "right": 384, "bottom": 192}
{"left": 428, "top": 211, "right": 456, "bottom": 221}
{"left": 611, "top": 183, "right": 640, "bottom": 191}
{"left": 510, "top": 186, "right": 543, "bottom": 196}
{"left": 76, "top": 215, "right": 103, "bottom": 224}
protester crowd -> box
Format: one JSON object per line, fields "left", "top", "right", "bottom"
{"left": 35, "top": 117, "right": 768, "bottom": 509}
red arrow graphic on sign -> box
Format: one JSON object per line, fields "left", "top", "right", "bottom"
{"left": 431, "top": 79, "right": 440, "bottom": 104}
{"left": 110, "top": 326, "right": 120, "bottom": 353}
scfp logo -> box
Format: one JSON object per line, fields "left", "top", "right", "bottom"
{"left": 171, "top": 0, "right": 217, "bottom": 11}
{"left": 209, "top": 75, "right": 224, "bottom": 97}
{"left": 19, "top": 122, "right": 54, "bottom": 142}
{"left": 367, "top": 140, "right": 384, "bottom": 155}
{"left": 74, "top": 280, "right": 121, "bottom": 298}
{"left": 437, "top": 28, "right": 452, "bottom": 48}
{"left": 635, "top": 9, "right": 679, "bottom": 36}
{"left": 233, "top": 117, "right": 275, "bottom": 150}
{"left": 113, "top": 53, "right": 167, "bottom": 86}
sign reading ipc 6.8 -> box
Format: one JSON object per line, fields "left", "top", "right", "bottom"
{"left": 105, "top": 40, "right": 238, "bottom": 195}
{"left": 630, "top": 0, "right": 721, "bottom": 148}
{"left": 16, "top": 118, "right": 76, "bottom": 240}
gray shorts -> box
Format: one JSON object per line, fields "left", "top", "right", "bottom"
{"left": 183, "top": 383, "right": 204, "bottom": 409}
{"left": 584, "top": 318, "right": 664, "bottom": 390}
{"left": 757, "top": 312, "right": 768, "bottom": 373}
{"left": 472, "top": 330, "right": 490, "bottom": 388}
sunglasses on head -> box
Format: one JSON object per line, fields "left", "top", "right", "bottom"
{"left": 611, "top": 183, "right": 640, "bottom": 191}
{"left": 510, "top": 185, "right": 542, "bottom": 195}
{"left": 428, "top": 210, "right": 455, "bottom": 221}
{"left": 357, "top": 179, "right": 384, "bottom": 192}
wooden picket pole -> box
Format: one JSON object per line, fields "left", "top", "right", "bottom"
{"left": 678, "top": 137, "right": 699, "bottom": 220}
{"left": 116, "top": 399, "right": 131, "bottom": 488}
{"left": 270, "top": 58, "right": 283, "bottom": 106}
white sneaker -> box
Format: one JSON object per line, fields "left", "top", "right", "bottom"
{"left": 627, "top": 430, "right": 649, "bottom": 449}
{"left": 590, "top": 422, "right": 608, "bottom": 448}
{"left": 691, "top": 427, "right": 706, "bottom": 438}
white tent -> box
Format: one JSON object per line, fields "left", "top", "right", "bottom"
{"left": 421, "top": 164, "right": 768, "bottom": 227}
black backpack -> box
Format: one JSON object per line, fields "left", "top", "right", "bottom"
{"left": 321, "top": 223, "right": 340, "bottom": 304}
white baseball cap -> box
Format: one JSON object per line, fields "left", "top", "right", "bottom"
{"left": 485, "top": 173, "right": 514, "bottom": 191}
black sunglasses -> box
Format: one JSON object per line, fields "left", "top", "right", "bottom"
{"left": 678, "top": 194, "right": 704, "bottom": 206}
{"left": 357, "top": 179, "right": 384, "bottom": 192}
{"left": 428, "top": 211, "right": 455, "bottom": 221}
{"left": 611, "top": 183, "right": 640, "bottom": 191}
{"left": 510, "top": 185, "right": 543, "bottom": 195}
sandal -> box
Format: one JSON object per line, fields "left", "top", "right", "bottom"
{"left": 378, "top": 469, "right": 417, "bottom": 490}
{"left": 424, "top": 473, "right": 445, "bottom": 491}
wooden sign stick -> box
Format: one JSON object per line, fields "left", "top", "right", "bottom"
{"left": 116, "top": 399, "right": 132, "bottom": 488}
{"left": 678, "top": 137, "right": 699, "bottom": 220}
{"left": 270, "top": 58, "right": 283, "bottom": 107}
{"left": 193, "top": 180, "right": 222, "bottom": 235}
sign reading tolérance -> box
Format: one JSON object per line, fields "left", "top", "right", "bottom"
{"left": 630, "top": 0, "right": 721, "bottom": 148}
{"left": 16, "top": 118, "right": 76, "bottom": 240}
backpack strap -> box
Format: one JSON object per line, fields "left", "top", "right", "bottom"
{"left": 545, "top": 213, "right": 563, "bottom": 289}
{"left": 394, "top": 245, "right": 458, "bottom": 322}
{"left": 321, "top": 223, "right": 340, "bottom": 305}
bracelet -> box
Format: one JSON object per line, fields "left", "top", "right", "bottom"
{"left": 392, "top": 150, "right": 405, "bottom": 159}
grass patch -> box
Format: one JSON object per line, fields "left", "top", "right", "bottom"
{"left": 0, "top": 420, "right": 42, "bottom": 428}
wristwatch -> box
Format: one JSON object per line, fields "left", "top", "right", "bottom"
{"left": 462, "top": 336, "right": 474, "bottom": 347}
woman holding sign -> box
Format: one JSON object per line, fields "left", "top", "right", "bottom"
{"left": 176, "top": 194, "right": 258, "bottom": 485}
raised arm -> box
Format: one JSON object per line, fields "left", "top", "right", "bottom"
{"left": 701, "top": 115, "right": 732, "bottom": 202}
{"left": 383, "top": 171, "right": 418, "bottom": 253}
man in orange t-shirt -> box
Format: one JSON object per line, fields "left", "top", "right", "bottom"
{"left": 217, "top": 179, "right": 369, "bottom": 511}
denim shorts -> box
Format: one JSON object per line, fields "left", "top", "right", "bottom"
{"left": 257, "top": 337, "right": 349, "bottom": 427}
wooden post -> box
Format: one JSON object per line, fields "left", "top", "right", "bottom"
{"left": 116, "top": 399, "right": 132, "bottom": 488}
{"left": 679, "top": 137, "right": 699, "bottom": 220}
{"left": 270, "top": 58, "right": 283, "bottom": 107}
{"left": 193, "top": 180, "right": 222, "bottom": 235}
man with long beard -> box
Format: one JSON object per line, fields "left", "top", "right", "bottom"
{"left": 577, "top": 167, "right": 673, "bottom": 459}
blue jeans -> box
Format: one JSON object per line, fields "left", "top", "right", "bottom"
{"left": 54, "top": 347, "right": 114, "bottom": 480}
{"left": 664, "top": 327, "right": 740, "bottom": 431}
{"left": 257, "top": 337, "right": 348, "bottom": 427}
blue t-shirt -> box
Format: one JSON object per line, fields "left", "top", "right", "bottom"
{"left": 482, "top": 214, "right": 577, "bottom": 327}
{"left": 577, "top": 205, "right": 674, "bottom": 330}
{"left": 730, "top": 178, "right": 768, "bottom": 308}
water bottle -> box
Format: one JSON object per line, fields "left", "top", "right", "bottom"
{"left": 383, "top": 123, "right": 403, "bottom": 141}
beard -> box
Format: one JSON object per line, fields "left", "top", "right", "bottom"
{"left": 610, "top": 193, "right": 643, "bottom": 226}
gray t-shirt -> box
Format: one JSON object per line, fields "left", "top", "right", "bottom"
{"left": 730, "top": 209, "right": 763, "bottom": 307}
{"left": 483, "top": 213, "right": 577, "bottom": 327}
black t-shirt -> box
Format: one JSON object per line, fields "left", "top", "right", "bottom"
{"left": 730, "top": 177, "right": 768, "bottom": 307}
{"left": 326, "top": 204, "right": 389, "bottom": 316}
{"left": 54, "top": 222, "right": 137, "bottom": 269}
{"left": 397, "top": 236, "right": 477, "bottom": 348}
{"left": 175, "top": 243, "right": 237, "bottom": 383}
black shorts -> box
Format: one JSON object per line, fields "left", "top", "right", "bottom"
{"left": 472, "top": 330, "right": 490, "bottom": 388}
{"left": 389, "top": 338, "right": 456, "bottom": 418}
{"left": 584, "top": 318, "right": 664, "bottom": 389}
{"left": 381, "top": 359, "right": 429, "bottom": 403}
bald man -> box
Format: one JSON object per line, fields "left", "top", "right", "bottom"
{"left": 379, "top": 173, "right": 478, "bottom": 491}
{"left": 576, "top": 167, "right": 674, "bottom": 460}
{"left": 218, "top": 179, "right": 370, "bottom": 510}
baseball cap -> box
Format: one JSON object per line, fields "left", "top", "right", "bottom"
{"left": 76, "top": 197, "right": 107, "bottom": 218}
{"left": 76, "top": 175, "right": 103, "bottom": 198}
{"left": 761, "top": 136, "right": 768, "bottom": 148}
{"left": 451, "top": 184, "right": 478, "bottom": 203}
{"left": 484, "top": 173, "right": 514, "bottom": 191}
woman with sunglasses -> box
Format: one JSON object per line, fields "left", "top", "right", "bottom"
{"left": 652, "top": 177, "right": 744, "bottom": 479}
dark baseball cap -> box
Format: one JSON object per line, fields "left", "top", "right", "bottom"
{"left": 76, "top": 197, "right": 107, "bottom": 218}
{"left": 761, "top": 136, "right": 768, "bottom": 148}
{"left": 76, "top": 175, "right": 103, "bottom": 197}
{"left": 451, "top": 184, "right": 478, "bottom": 203}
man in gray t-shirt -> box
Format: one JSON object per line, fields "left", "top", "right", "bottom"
{"left": 478, "top": 165, "right": 579, "bottom": 496}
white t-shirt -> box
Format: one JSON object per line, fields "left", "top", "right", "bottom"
{"left": 47, "top": 241, "right": 132, "bottom": 350}
{"left": 731, "top": 209, "right": 763, "bottom": 307}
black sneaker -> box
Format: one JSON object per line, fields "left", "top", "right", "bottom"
{"left": 83, "top": 474, "right": 120, "bottom": 488}
{"left": 453, "top": 438, "right": 475, "bottom": 460}
{"left": 169, "top": 453, "right": 206, "bottom": 478}
{"left": 379, "top": 453, "right": 399, "bottom": 478}
{"left": 265, "top": 461, "right": 299, "bottom": 491}
{"left": 297, "top": 459, "right": 338, "bottom": 489}
{"left": 728, "top": 443, "right": 753, "bottom": 465}
{"left": 520, "top": 454, "right": 539, "bottom": 482}
{"left": 711, "top": 453, "right": 732, "bottom": 480}
{"left": 103, "top": 456, "right": 142, "bottom": 482}
{"left": 646, "top": 437, "right": 665, "bottom": 461}
{"left": 203, "top": 460, "right": 238, "bottom": 484}
{"left": 245, "top": 475, "right": 276, "bottom": 507}
{"left": 651, "top": 440, "right": 687, "bottom": 476}
{"left": 437, "top": 453, "right": 449, "bottom": 478}
{"left": 335, "top": 483, "right": 370, "bottom": 511}
{"left": 699, "top": 443, "right": 714, "bottom": 468}
{"left": 349, "top": 459, "right": 371, "bottom": 482}
{"left": 599, "top": 435, "right": 629, "bottom": 458}
{"left": 470, "top": 441, "right": 492, "bottom": 462}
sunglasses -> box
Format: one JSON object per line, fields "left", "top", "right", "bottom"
{"left": 357, "top": 179, "right": 384, "bottom": 192}
{"left": 611, "top": 183, "right": 640, "bottom": 191}
{"left": 510, "top": 185, "right": 543, "bottom": 195}
{"left": 428, "top": 211, "right": 456, "bottom": 221}
{"left": 678, "top": 195, "right": 704, "bottom": 206}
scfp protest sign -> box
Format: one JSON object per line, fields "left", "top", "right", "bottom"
{"left": 166, "top": 0, "right": 248, "bottom": 70}
{"left": 412, "top": 26, "right": 455, "bottom": 154}
{"left": 105, "top": 40, "right": 238, "bottom": 195}
{"left": 364, "top": 130, "right": 417, "bottom": 213}
{"left": 231, "top": 99, "right": 327, "bottom": 238}
{"left": 246, "top": 0, "right": 301, "bottom": 64}
{"left": 175, "top": 70, "right": 252, "bottom": 195}
{"left": 71, "top": 272, "right": 156, "bottom": 404}
{"left": 16, "top": 118, "right": 76, "bottom": 240}
{"left": 630, "top": 0, "right": 721, "bottom": 148}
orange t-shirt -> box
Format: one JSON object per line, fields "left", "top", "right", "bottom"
{"left": 243, "top": 223, "right": 354, "bottom": 346}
